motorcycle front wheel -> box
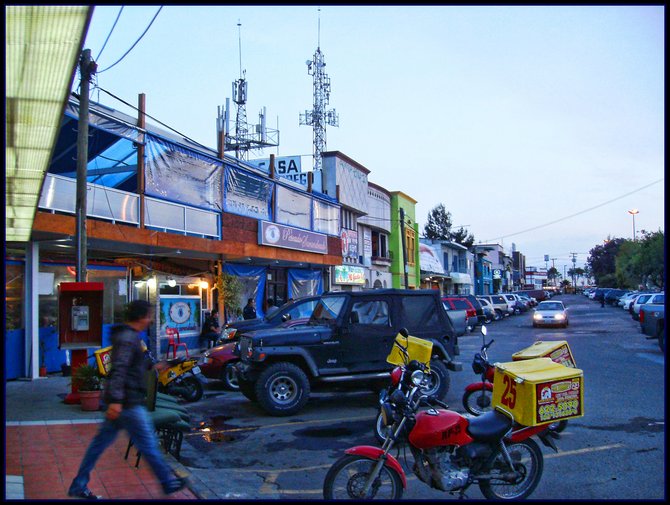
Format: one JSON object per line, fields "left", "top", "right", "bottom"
{"left": 479, "top": 438, "right": 543, "bottom": 500}
{"left": 323, "top": 454, "right": 403, "bottom": 500}
{"left": 180, "top": 376, "right": 204, "bottom": 402}
{"left": 462, "top": 387, "right": 493, "bottom": 415}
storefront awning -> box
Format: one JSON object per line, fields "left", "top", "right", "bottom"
{"left": 449, "top": 272, "right": 472, "bottom": 284}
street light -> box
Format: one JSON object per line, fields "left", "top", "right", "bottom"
{"left": 627, "top": 209, "right": 639, "bottom": 241}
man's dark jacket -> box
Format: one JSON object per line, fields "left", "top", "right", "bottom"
{"left": 103, "top": 324, "right": 149, "bottom": 407}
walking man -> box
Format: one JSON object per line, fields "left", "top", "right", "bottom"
{"left": 68, "top": 300, "right": 187, "bottom": 499}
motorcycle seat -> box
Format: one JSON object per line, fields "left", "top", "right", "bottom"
{"left": 166, "top": 357, "right": 186, "bottom": 366}
{"left": 467, "top": 409, "right": 513, "bottom": 442}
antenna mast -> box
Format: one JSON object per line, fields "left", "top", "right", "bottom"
{"left": 217, "top": 20, "right": 278, "bottom": 160}
{"left": 299, "top": 7, "right": 339, "bottom": 171}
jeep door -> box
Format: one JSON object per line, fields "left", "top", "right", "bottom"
{"left": 339, "top": 297, "right": 395, "bottom": 372}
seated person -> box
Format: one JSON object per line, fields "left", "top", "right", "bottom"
{"left": 200, "top": 308, "right": 221, "bottom": 349}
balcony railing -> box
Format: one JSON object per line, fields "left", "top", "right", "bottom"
{"left": 38, "top": 173, "right": 219, "bottom": 238}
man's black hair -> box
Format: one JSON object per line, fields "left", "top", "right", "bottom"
{"left": 125, "top": 300, "right": 153, "bottom": 322}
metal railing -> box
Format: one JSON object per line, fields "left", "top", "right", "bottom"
{"left": 38, "top": 173, "right": 219, "bottom": 238}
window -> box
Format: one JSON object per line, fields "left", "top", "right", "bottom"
{"left": 350, "top": 300, "right": 390, "bottom": 326}
{"left": 405, "top": 228, "right": 416, "bottom": 266}
{"left": 401, "top": 296, "right": 440, "bottom": 329}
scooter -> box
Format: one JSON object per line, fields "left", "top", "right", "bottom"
{"left": 95, "top": 344, "right": 205, "bottom": 403}
{"left": 324, "top": 328, "right": 559, "bottom": 500}
{"left": 462, "top": 335, "right": 567, "bottom": 433}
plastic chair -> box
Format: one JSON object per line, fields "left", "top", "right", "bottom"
{"left": 165, "top": 327, "right": 188, "bottom": 359}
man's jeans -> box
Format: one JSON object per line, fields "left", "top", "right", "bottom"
{"left": 69, "top": 405, "right": 175, "bottom": 494}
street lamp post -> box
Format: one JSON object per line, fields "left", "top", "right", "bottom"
{"left": 627, "top": 209, "right": 639, "bottom": 241}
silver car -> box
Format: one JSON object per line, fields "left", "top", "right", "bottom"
{"left": 532, "top": 300, "right": 569, "bottom": 328}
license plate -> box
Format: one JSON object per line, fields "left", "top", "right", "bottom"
{"left": 191, "top": 366, "right": 201, "bottom": 374}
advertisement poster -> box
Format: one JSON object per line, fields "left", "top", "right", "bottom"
{"left": 160, "top": 296, "right": 201, "bottom": 335}
{"left": 535, "top": 376, "right": 582, "bottom": 424}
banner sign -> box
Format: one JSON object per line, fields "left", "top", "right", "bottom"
{"left": 259, "top": 221, "right": 328, "bottom": 254}
{"left": 160, "top": 296, "right": 201, "bottom": 335}
{"left": 224, "top": 165, "right": 273, "bottom": 220}
{"left": 249, "top": 156, "right": 307, "bottom": 185}
{"left": 334, "top": 265, "right": 366, "bottom": 285}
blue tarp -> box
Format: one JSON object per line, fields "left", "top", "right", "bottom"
{"left": 224, "top": 264, "right": 267, "bottom": 319}
{"left": 288, "top": 269, "right": 324, "bottom": 299}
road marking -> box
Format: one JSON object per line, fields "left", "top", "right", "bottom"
{"left": 545, "top": 443, "right": 624, "bottom": 459}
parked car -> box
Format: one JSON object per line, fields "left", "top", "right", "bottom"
{"left": 631, "top": 293, "right": 657, "bottom": 321}
{"left": 502, "top": 293, "right": 529, "bottom": 314}
{"left": 476, "top": 297, "right": 497, "bottom": 323}
{"left": 619, "top": 291, "right": 639, "bottom": 310}
{"left": 516, "top": 293, "right": 537, "bottom": 307}
{"left": 478, "top": 294, "right": 513, "bottom": 319}
{"left": 200, "top": 317, "right": 311, "bottom": 390}
{"left": 516, "top": 289, "right": 548, "bottom": 303}
{"left": 442, "top": 296, "right": 477, "bottom": 331}
{"left": 604, "top": 288, "right": 627, "bottom": 306}
{"left": 462, "top": 294, "right": 486, "bottom": 327}
{"left": 639, "top": 297, "right": 665, "bottom": 352}
{"left": 235, "top": 289, "right": 462, "bottom": 416}
{"left": 532, "top": 300, "right": 569, "bottom": 328}
{"left": 219, "top": 295, "right": 320, "bottom": 342}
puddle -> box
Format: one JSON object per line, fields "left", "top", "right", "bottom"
{"left": 196, "top": 415, "right": 258, "bottom": 443}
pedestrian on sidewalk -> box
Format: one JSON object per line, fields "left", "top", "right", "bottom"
{"left": 242, "top": 297, "right": 257, "bottom": 320}
{"left": 68, "top": 300, "right": 187, "bottom": 500}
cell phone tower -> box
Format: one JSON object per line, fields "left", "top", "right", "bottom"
{"left": 217, "top": 20, "right": 278, "bottom": 160}
{"left": 299, "top": 8, "right": 339, "bottom": 171}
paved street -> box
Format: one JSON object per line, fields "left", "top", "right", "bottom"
{"left": 177, "top": 294, "right": 665, "bottom": 500}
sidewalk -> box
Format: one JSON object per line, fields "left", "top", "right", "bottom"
{"left": 5, "top": 375, "right": 198, "bottom": 500}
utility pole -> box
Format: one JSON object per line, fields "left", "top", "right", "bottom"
{"left": 550, "top": 258, "right": 557, "bottom": 287}
{"left": 570, "top": 252, "right": 578, "bottom": 293}
{"left": 399, "top": 207, "right": 409, "bottom": 289}
{"left": 75, "top": 49, "right": 96, "bottom": 282}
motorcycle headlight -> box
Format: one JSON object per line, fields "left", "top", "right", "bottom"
{"left": 410, "top": 370, "right": 425, "bottom": 386}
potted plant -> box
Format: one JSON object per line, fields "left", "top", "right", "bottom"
{"left": 71, "top": 363, "right": 103, "bottom": 411}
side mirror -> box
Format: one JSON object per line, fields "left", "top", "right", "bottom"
{"left": 481, "top": 325, "right": 487, "bottom": 336}
{"left": 281, "top": 313, "right": 292, "bottom": 322}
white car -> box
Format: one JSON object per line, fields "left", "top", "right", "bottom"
{"left": 631, "top": 292, "right": 664, "bottom": 321}
{"left": 532, "top": 300, "right": 569, "bottom": 328}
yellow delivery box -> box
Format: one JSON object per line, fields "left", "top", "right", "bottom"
{"left": 94, "top": 346, "right": 113, "bottom": 376}
{"left": 387, "top": 334, "right": 433, "bottom": 370}
{"left": 492, "top": 357, "right": 584, "bottom": 427}
{"left": 512, "top": 340, "right": 576, "bottom": 368}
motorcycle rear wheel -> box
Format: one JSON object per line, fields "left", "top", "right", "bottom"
{"left": 323, "top": 454, "right": 403, "bottom": 500}
{"left": 479, "top": 438, "right": 543, "bottom": 500}
{"left": 462, "top": 387, "right": 493, "bottom": 416}
{"left": 181, "top": 376, "right": 204, "bottom": 402}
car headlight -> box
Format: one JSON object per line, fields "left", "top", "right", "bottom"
{"left": 554, "top": 314, "right": 565, "bottom": 320}
{"left": 222, "top": 328, "right": 237, "bottom": 340}
{"left": 533, "top": 313, "right": 542, "bottom": 320}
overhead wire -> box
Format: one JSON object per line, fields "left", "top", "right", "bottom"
{"left": 95, "top": 6, "right": 124, "bottom": 61}
{"left": 97, "top": 6, "right": 163, "bottom": 74}
{"left": 482, "top": 178, "right": 664, "bottom": 243}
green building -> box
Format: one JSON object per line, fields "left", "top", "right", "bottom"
{"left": 390, "top": 191, "right": 421, "bottom": 289}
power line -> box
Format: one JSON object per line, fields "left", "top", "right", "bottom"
{"left": 97, "top": 6, "right": 163, "bottom": 74}
{"left": 95, "top": 6, "right": 124, "bottom": 61}
{"left": 483, "top": 178, "right": 664, "bottom": 243}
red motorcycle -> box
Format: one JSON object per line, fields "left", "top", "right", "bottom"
{"left": 324, "top": 330, "right": 559, "bottom": 500}
{"left": 463, "top": 334, "right": 568, "bottom": 433}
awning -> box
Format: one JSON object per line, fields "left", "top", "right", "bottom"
{"left": 449, "top": 272, "right": 472, "bottom": 284}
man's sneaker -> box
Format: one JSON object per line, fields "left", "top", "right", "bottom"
{"left": 68, "top": 488, "right": 102, "bottom": 500}
{"left": 163, "top": 477, "right": 187, "bottom": 495}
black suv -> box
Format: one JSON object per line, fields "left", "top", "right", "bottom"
{"left": 235, "top": 289, "right": 462, "bottom": 416}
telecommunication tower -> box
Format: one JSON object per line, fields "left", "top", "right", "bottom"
{"left": 299, "top": 9, "right": 339, "bottom": 171}
{"left": 217, "top": 20, "right": 278, "bottom": 160}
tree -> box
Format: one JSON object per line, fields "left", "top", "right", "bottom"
{"left": 586, "top": 237, "right": 626, "bottom": 287}
{"left": 547, "top": 267, "right": 560, "bottom": 286}
{"left": 423, "top": 204, "right": 452, "bottom": 240}
{"left": 615, "top": 230, "right": 664, "bottom": 290}
{"left": 423, "top": 204, "right": 475, "bottom": 247}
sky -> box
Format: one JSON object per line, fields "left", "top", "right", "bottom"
{"left": 78, "top": 5, "right": 665, "bottom": 277}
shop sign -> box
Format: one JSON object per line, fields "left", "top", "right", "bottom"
{"left": 334, "top": 265, "right": 366, "bottom": 285}
{"left": 341, "top": 228, "right": 358, "bottom": 258}
{"left": 259, "top": 220, "right": 328, "bottom": 254}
